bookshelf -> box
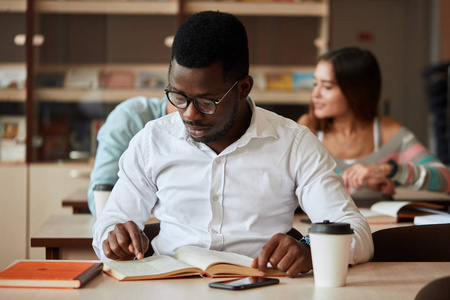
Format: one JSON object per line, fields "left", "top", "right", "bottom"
{"left": 0, "top": 0, "right": 330, "bottom": 163}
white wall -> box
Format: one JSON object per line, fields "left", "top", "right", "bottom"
{"left": 330, "top": 0, "right": 432, "bottom": 145}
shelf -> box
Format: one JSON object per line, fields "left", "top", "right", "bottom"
{"left": 34, "top": 87, "right": 310, "bottom": 104}
{"left": 0, "top": 0, "right": 26, "bottom": 12}
{"left": 185, "top": 1, "right": 328, "bottom": 17}
{"left": 0, "top": 89, "right": 26, "bottom": 102}
{"left": 251, "top": 90, "right": 311, "bottom": 104}
{"left": 35, "top": 88, "right": 164, "bottom": 102}
{"left": 35, "top": 0, "right": 178, "bottom": 15}
{"left": 0, "top": 161, "right": 27, "bottom": 166}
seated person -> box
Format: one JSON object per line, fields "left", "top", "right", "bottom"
{"left": 298, "top": 47, "right": 450, "bottom": 200}
{"left": 88, "top": 96, "right": 176, "bottom": 215}
{"left": 92, "top": 11, "right": 373, "bottom": 278}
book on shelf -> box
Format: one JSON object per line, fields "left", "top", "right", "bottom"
{"left": 39, "top": 118, "right": 70, "bottom": 161}
{"left": 64, "top": 68, "right": 99, "bottom": 89}
{"left": 265, "top": 73, "right": 293, "bottom": 91}
{"left": 104, "top": 245, "right": 286, "bottom": 281}
{"left": 99, "top": 70, "right": 135, "bottom": 89}
{"left": 0, "top": 116, "right": 26, "bottom": 162}
{"left": 250, "top": 72, "right": 267, "bottom": 91}
{"left": 69, "top": 120, "right": 92, "bottom": 159}
{"left": 292, "top": 71, "right": 314, "bottom": 91}
{"left": 360, "top": 200, "right": 447, "bottom": 223}
{"left": 90, "top": 118, "right": 105, "bottom": 157}
{"left": 35, "top": 72, "right": 65, "bottom": 88}
{"left": 136, "top": 71, "right": 167, "bottom": 89}
{"left": 0, "top": 260, "right": 103, "bottom": 289}
{"left": 0, "top": 68, "right": 26, "bottom": 89}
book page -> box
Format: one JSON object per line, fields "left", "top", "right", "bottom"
{"left": 104, "top": 255, "right": 198, "bottom": 278}
{"left": 174, "top": 246, "right": 253, "bottom": 271}
{"left": 370, "top": 201, "right": 412, "bottom": 217}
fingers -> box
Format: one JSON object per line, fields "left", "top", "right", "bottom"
{"left": 256, "top": 235, "right": 279, "bottom": 274}
{"left": 344, "top": 164, "right": 386, "bottom": 190}
{"left": 254, "top": 234, "right": 312, "bottom": 278}
{"left": 102, "top": 221, "right": 149, "bottom": 260}
{"left": 128, "top": 225, "right": 148, "bottom": 260}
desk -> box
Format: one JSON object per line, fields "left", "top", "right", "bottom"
{"left": 30, "top": 214, "right": 159, "bottom": 260}
{"left": 61, "top": 187, "right": 450, "bottom": 216}
{"left": 0, "top": 262, "right": 449, "bottom": 299}
{"left": 30, "top": 215, "right": 96, "bottom": 260}
{"left": 61, "top": 188, "right": 90, "bottom": 214}
{"left": 31, "top": 214, "right": 410, "bottom": 260}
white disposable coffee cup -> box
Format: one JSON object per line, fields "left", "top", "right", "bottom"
{"left": 308, "top": 220, "right": 354, "bottom": 287}
{"left": 93, "top": 184, "right": 114, "bottom": 217}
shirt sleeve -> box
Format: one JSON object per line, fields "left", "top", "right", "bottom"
{"left": 293, "top": 128, "right": 374, "bottom": 264}
{"left": 92, "top": 125, "right": 158, "bottom": 261}
{"left": 392, "top": 129, "right": 450, "bottom": 193}
{"left": 88, "top": 97, "right": 166, "bottom": 215}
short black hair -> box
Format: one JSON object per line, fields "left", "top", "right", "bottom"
{"left": 170, "top": 11, "right": 249, "bottom": 83}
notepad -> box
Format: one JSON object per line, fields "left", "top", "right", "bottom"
{"left": 414, "top": 214, "right": 450, "bottom": 225}
{"left": 0, "top": 260, "right": 103, "bottom": 289}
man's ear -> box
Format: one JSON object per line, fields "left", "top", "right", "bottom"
{"left": 239, "top": 75, "right": 253, "bottom": 99}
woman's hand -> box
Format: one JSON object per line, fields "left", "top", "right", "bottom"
{"left": 343, "top": 163, "right": 392, "bottom": 192}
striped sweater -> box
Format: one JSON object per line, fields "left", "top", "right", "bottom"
{"left": 332, "top": 127, "right": 450, "bottom": 199}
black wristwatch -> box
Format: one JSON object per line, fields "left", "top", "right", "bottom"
{"left": 386, "top": 159, "right": 398, "bottom": 178}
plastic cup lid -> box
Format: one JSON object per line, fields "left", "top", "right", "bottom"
{"left": 94, "top": 184, "right": 114, "bottom": 191}
{"left": 308, "top": 220, "right": 354, "bottom": 234}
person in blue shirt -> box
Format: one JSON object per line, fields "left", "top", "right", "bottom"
{"left": 87, "top": 96, "right": 176, "bottom": 215}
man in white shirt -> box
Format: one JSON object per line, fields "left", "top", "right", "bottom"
{"left": 92, "top": 11, "right": 373, "bottom": 278}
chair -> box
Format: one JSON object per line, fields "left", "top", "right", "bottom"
{"left": 371, "top": 224, "right": 450, "bottom": 262}
{"left": 143, "top": 223, "right": 303, "bottom": 257}
{"left": 415, "top": 275, "right": 450, "bottom": 300}
{"left": 143, "top": 223, "right": 161, "bottom": 257}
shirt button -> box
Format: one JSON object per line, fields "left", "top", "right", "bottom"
{"left": 211, "top": 229, "right": 218, "bottom": 234}
{"left": 213, "top": 196, "right": 219, "bottom": 201}
{"left": 216, "top": 158, "right": 221, "bottom": 164}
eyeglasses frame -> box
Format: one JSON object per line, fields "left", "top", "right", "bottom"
{"left": 164, "top": 79, "right": 240, "bottom": 115}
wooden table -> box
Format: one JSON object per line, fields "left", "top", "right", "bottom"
{"left": 30, "top": 214, "right": 96, "bottom": 260}
{"left": 61, "top": 188, "right": 90, "bottom": 214}
{"left": 30, "top": 213, "right": 411, "bottom": 260}
{"left": 61, "top": 187, "right": 450, "bottom": 216}
{"left": 1, "top": 262, "right": 449, "bottom": 299}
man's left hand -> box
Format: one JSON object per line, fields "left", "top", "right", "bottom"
{"left": 251, "top": 233, "right": 312, "bottom": 278}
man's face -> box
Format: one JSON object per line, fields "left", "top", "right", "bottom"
{"left": 168, "top": 60, "right": 241, "bottom": 146}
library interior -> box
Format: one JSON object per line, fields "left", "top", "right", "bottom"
{"left": 1, "top": 0, "right": 450, "bottom": 298}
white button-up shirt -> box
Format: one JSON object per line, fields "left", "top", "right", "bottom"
{"left": 92, "top": 100, "right": 373, "bottom": 264}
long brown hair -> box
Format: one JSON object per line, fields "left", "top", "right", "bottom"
{"left": 309, "top": 47, "right": 382, "bottom": 132}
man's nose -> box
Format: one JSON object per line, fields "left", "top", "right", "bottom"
{"left": 182, "top": 101, "right": 204, "bottom": 121}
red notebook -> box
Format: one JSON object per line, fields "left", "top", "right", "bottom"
{"left": 0, "top": 260, "right": 103, "bottom": 289}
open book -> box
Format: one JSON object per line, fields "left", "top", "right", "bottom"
{"left": 103, "top": 246, "right": 286, "bottom": 281}
{"left": 360, "top": 201, "right": 446, "bottom": 223}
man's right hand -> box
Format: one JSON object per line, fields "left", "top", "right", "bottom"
{"left": 102, "top": 221, "right": 149, "bottom": 260}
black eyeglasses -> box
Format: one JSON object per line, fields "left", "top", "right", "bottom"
{"left": 164, "top": 80, "right": 239, "bottom": 115}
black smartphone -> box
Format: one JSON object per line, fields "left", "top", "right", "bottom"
{"left": 208, "top": 277, "right": 280, "bottom": 290}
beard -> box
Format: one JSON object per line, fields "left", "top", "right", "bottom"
{"left": 191, "top": 98, "right": 239, "bottom": 145}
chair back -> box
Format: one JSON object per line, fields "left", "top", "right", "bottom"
{"left": 371, "top": 224, "right": 450, "bottom": 262}
{"left": 415, "top": 275, "right": 450, "bottom": 300}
